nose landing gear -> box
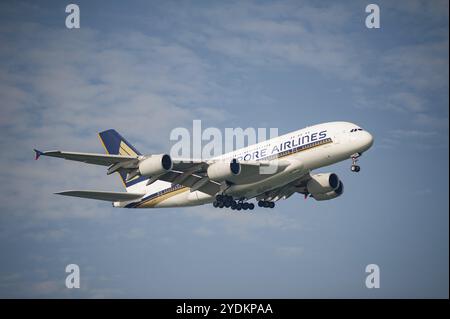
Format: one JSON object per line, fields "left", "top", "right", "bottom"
{"left": 350, "top": 153, "right": 361, "bottom": 172}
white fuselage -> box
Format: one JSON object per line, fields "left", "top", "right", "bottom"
{"left": 119, "top": 121, "right": 374, "bottom": 208}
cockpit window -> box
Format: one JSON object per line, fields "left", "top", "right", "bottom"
{"left": 350, "top": 128, "right": 363, "bottom": 132}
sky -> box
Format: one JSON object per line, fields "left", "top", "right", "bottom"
{"left": 0, "top": 0, "right": 448, "bottom": 298}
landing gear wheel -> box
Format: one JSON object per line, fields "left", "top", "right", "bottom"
{"left": 257, "top": 200, "right": 275, "bottom": 208}
{"left": 249, "top": 203, "right": 255, "bottom": 210}
{"left": 350, "top": 153, "right": 361, "bottom": 172}
{"left": 213, "top": 201, "right": 219, "bottom": 208}
{"left": 351, "top": 165, "right": 361, "bottom": 172}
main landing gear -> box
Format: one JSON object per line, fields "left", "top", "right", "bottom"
{"left": 213, "top": 195, "right": 276, "bottom": 210}
{"left": 258, "top": 200, "right": 275, "bottom": 208}
{"left": 350, "top": 153, "right": 361, "bottom": 172}
{"left": 213, "top": 195, "right": 255, "bottom": 211}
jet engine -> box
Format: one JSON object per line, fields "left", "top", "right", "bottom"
{"left": 138, "top": 154, "right": 173, "bottom": 176}
{"left": 311, "top": 181, "right": 344, "bottom": 201}
{"left": 307, "top": 173, "right": 344, "bottom": 201}
{"left": 207, "top": 159, "right": 241, "bottom": 182}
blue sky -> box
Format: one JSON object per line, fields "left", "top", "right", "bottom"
{"left": 0, "top": 0, "right": 448, "bottom": 298}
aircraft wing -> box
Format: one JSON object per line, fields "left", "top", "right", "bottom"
{"left": 155, "top": 159, "right": 288, "bottom": 196}
{"left": 156, "top": 159, "right": 221, "bottom": 196}
{"left": 255, "top": 173, "right": 310, "bottom": 202}
{"left": 55, "top": 190, "right": 144, "bottom": 201}
{"left": 34, "top": 149, "right": 138, "bottom": 166}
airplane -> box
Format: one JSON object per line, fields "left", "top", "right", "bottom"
{"left": 34, "top": 121, "right": 374, "bottom": 210}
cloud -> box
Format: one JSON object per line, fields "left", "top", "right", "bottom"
{"left": 187, "top": 2, "right": 365, "bottom": 82}
{"left": 29, "top": 280, "right": 61, "bottom": 295}
{"left": 413, "top": 113, "right": 449, "bottom": 130}
{"left": 170, "top": 0, "right": 449, "bottom": 143}
{"left": 387, "top": 92, "right": 427, "bottom": 113}
{"left": 0, "top": 20, "right": 240, "bottom": 222}
{"left": 25, "top": 228, "right": 73, "bottom": 242}
{"left": 390, "top": 129, "right": 438, "bottom": 139}
{"left": 185, "top": 204, "right": 302, "bottom": 240}
{"left": 192, "top": 226, "right": 214, "bottom": 238}
{"left": 276, "top": 246, "right": 304, "bottom": 257}
{"left": 123, "top": 227, "right": 147, "bottom": 240}
{"left": 380, "top": 40, "right": 449, "bottom": 92}
{"left": 378, "top": 128, "right": 445, "bottom": 150}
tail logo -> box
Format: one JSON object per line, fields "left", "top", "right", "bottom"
{"left": 119, "top": 140, "right": 138, "bottom": 157}
{"left": 119, "top": 141, "right": 139, "bottom": 182}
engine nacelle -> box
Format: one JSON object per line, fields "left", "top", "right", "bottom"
{"left": 138, "top": 154, "right": 173, "bottom": 176}
{"left": 207, "top": 159, "right": 240, "bottom": 182}
{"left": 312, "top": 181, "right": 344, "bottom": 201}
{"left": 307, "top": 173, "right": 340, "bottom": 195}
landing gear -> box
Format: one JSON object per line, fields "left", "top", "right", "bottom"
{"left": 233, "top": 200, "right": 254, "bottom": 211}
{"left": 350, "top": 153, "right": 361, "bottom": 173}
{"left": 214, "top": 194, "right": 277, "bottom": 210}
{"left": 213, "top": 195, "right": 255, "bottom": 211}
{"left": 258, "top": 200, "right": 275, "bottom": 208}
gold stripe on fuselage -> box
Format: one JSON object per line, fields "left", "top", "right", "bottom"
{"left": 136, "top": 187, "right": 189, "bottom": 208}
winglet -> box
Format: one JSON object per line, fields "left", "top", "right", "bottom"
{"left": 34, "top": 149, "right": 43, "bottom": 160}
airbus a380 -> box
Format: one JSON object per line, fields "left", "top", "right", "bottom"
{"left": 34, "top": 121, "right": 374, "bottom": 211}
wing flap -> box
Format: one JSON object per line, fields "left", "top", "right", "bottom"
{"left": 157, "top": 170, "right": 220, "bottom": 196}
{"left": 55, "top": 190, "right": 144, "bottom": 202}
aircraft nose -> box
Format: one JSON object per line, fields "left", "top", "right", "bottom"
{"left": 362, "top": 131, "right": 374, "bottom": 149}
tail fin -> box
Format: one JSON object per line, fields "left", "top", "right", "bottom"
{"left": 98, "top": 129, "right": 146, "bottom": 190}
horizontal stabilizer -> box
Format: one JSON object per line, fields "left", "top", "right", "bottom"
{"left": 55, "top": 190, "right": 144, "bottom": 202}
